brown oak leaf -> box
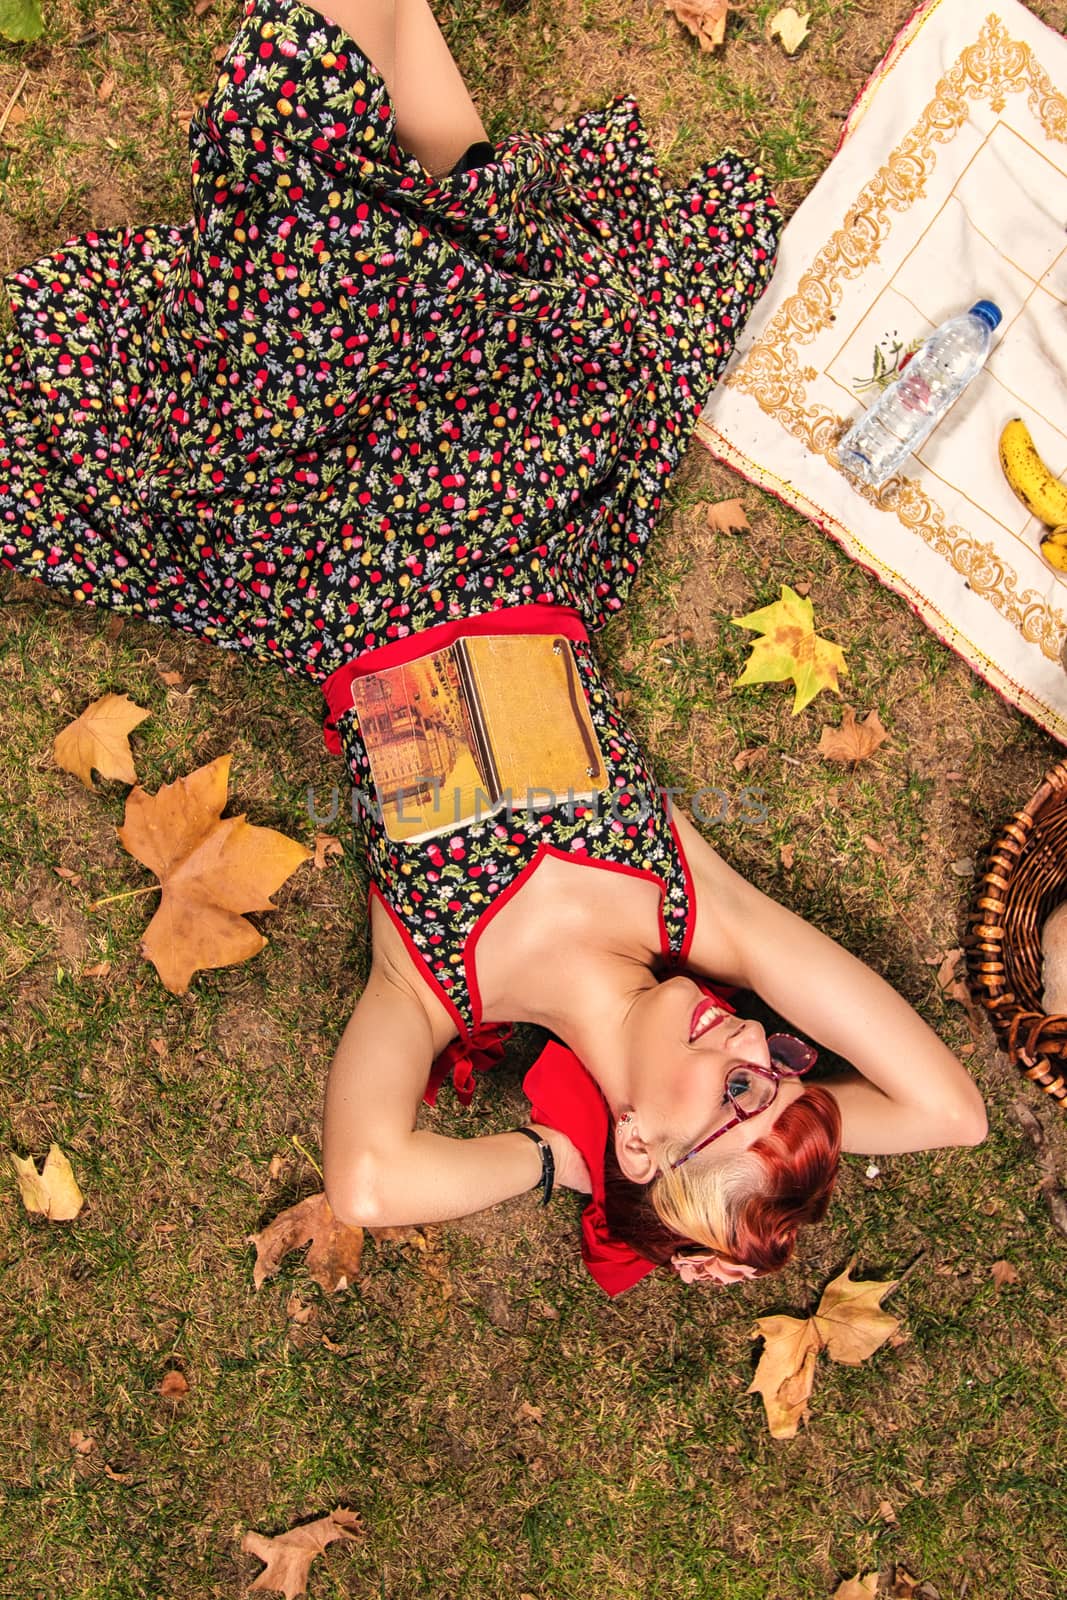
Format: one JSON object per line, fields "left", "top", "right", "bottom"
{"left": 53, "top": 693, "right": 150, "bottom": 789}
{"left": 117, "top": 754, "right": 310, "bottom": 994}
{"left": 242, "top": 1508, "right": 361, "bottom": 1600}
{"left": 158, "top": 1370, "right": 189, "bottom": 1399}
{"left": 660, "top": 0, "right": 729, "bottom": 52}
{"left": 250, "top": 1192, "right": 364, "bottom": 1293}
{"left": 818, "top": 706, "right": 888, "bottom": 764}
{"left": 990, "top": 1259, "right": 1020, "bottom": 1289}
{"left": 705, "top": 497, "right": 750, "bottom": 535}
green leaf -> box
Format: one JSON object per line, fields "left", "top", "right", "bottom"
{"left": 0, "top": 0, "right": 42, "bottom": 42}
{"left": 731, "top": 584, "right": 847, "bottom": 714}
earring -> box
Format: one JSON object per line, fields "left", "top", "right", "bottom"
{"left": 617, "top": 1113, "right": 633, "bottom": 1130}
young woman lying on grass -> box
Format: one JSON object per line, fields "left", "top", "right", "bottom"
{"left": 0, "top": 0, "right": 987, "bottom": 1293}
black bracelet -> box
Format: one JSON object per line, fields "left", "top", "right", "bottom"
{"left": 513, "top": 1126, "right": 555, "bottom": 1207}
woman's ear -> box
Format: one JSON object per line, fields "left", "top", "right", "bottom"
{"left": 613, "top": 1111, "right": 659, "bottom": 1185}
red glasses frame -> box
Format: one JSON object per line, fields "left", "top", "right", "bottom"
{"left": 669, "top": 1034, "right": 818, "bottom": 1169}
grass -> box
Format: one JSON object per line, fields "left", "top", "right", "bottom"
{"left": 3, "top": 0, "right": 1067, "bottom": 1597}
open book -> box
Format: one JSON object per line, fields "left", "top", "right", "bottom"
{"left": 350, "top": 634, "right": 608, "bottom": 843}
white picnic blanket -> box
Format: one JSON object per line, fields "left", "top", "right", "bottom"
{"left": 697, "top": 0, "right": 1067, "bottom": 741}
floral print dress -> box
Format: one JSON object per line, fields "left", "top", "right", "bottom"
{"left": 0, "top": 0, "right": 781, "bottom": 1089}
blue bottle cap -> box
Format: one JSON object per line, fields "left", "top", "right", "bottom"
{"left": 969, "top": 300, "right": 1002, "bottom": 331}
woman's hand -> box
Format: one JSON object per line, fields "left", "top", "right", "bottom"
{"left": 532, "top": 1123, "right": 593, "bottom": 1195}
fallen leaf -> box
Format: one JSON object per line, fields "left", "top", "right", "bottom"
{"left": 286, "top": 1294, "right": 314, "bottom": 1325}
{"left": 268, "top": 1154, "right": 294, "bottom": 1182}
{"left": 312, "top": 833, "right": 343, "bottom": 871}
{"left": 732, "top": 585, "right": 847, "bottom": 714}
{"left": 159, "top": 1369, "right": 189, "bottom": 1399}
{"left": 81, "top": 961, "right": 111, "bottom": 979}
{"left": 54, "top": 865, "right": 81, "bottom": 883}
{"left": 368, "top": 1223, "right": 427, "bottom": 1246}
{"left": 818, "top": 706, "right": 888, "bottom": 764}
{"left": 69, "top": 1430, "right": 96, "bottom": 1455}
{"left": 193, "top": 0, "right": 214, "bottom": 13}
{"left": 96, "top": 72, "right": 115, "bottom": 104}
{"left": 53, "top": 693, "right": 150, "bottom": 789}
{"left": 833, "top": 1577, "right": 879, "bottom": 1600}
{"left": 767, "top": 6, "right": 810, "bottom": 53}
{"left": 878, "top": 1499, "right": 898, "bottom": 1524}
{"left": 250, "top": 1192, "right": 364, "bottom": 1294}
{"left": 862, "top": 835, "right": 886, "bottom": 856}
{"left": 660, "top": 0, "right": 729, "bottom": 51}
{"left": 732, "top": 746, "right": 769, "bottom": 773}
{"left": 990, "top": 1259, "right": 1020, "bottom": 1289}
{"left": 0, "top": 0, "right": 44, "bottom": 44}
{"left": 705, "top": 497, "right": 750, "bottom": 535}
{"left": 950, "top": 856, "right": 975, "bottom": 877}
{"left": 243, "top": 1508, "right": 361, "bottom": 1599}
{"left": 749, "top": 1261, "right": 902, "bottom": 1436}
{"left": 814, "top": 1260, "right": 900, "bottom": 1365}
{"left": 747, "top": 1312, "right": 821, "bottom": 1438}
{"left": 516, "top": 1400, "right": 544, "bottom": 1424}
{"left": 779, "top": 843, "right": 796, "bottom": 869}
{"left": 103, "top": 1463, "right": 133, "bottom": 1483}
{"left": 935, "top": 949, "right": 964, "bottom": 992}
{"left": 158, "top": 669, "right": 183, "bottom": 687}
{"left": 117, "top": 754, "right": 310, "bottom": 994}
{"left": 10, "top": 1143, "right": 84, "bottom": 1221}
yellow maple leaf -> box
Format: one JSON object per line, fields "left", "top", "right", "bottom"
{"left": 10, "top": 1143, "right": 84, "bottom": 1221}
{"left": 732, "top": 585, "right": 847, "bottom": 714}
{"left": 768, "top": 6, "right": 811, "bottom": 54}
{"left": 53, "top": 693, "right": 150, "bottom": 789}
{"left": 117, "top": 754, "right": 311, "bottom": 994}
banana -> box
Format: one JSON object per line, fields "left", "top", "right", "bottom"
{"left": 1040, "top": 526, "right": 1067, "bottom": 572}
{"left": 999, "top": 418, "right": 1067, "bottom": 527}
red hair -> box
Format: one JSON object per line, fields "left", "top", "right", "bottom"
{"left": 602, "top": 1084, "right": 842, "bottom": 1274}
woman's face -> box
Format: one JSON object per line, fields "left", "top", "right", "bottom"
{"left": 621, "top": 974, "right": 805, "bottom": 1165}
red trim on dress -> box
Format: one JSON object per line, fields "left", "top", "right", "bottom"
{"left": 367, "top": 882, "right": 469, "bottom": 1040}
{"left": 670, "top": 814, "right": 697, "bottom": 966}
{"left": 320, "top": 603, "right": 588, "bottom": 753}
{"left": 463, "top": 842, "right": 676, "bottom": 1031}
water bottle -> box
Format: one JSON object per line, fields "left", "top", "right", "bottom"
{"left": 837, "top": 300, "right": 1002, "bottom": 488}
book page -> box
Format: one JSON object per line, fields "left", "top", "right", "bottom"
{"left": 460, "top": 636, "right": 607, "bottom": 809}
{"left": 350, "top": 648, "right": 493, "bottom": 843}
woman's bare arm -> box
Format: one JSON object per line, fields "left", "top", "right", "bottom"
{"left": 322, "top": 957, "right": 587, "bottom": 1228}
{"left": 673, "top": 811, "right": 988, "bottom": 1155}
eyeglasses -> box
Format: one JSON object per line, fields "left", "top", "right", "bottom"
{"left": 669, "top": 1033, "right": 818, "bottom": 1169}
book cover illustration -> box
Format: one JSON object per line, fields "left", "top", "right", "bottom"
{"left": 350, "top": 635, "right": 607, "bottom": 843}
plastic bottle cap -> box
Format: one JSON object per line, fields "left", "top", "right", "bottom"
{"left": 969, "top": 300, "right": 1002, "bottom": 331}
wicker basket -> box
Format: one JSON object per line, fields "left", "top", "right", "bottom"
{"left": 966, "top": 760, "right": 1067, "bottom": 1111}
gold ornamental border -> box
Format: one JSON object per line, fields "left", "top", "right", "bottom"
{"left": 724, "top": 13, "right": 1067, "bottom": 662}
